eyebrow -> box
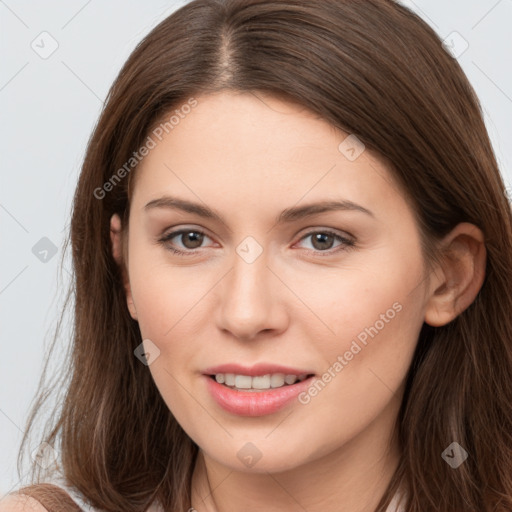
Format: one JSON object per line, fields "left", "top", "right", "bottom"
{"left": 144, "top": 195, "right": 374, "bottom": 224}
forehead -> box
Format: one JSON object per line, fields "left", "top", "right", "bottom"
{"left": 130, "top": 90, "right": 406, "bottom": 221}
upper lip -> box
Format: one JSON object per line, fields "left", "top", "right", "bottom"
{"left": 202, "top": 363, "right": 316, "bottom": 377}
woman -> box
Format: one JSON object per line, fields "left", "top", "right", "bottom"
{"left": 2, "top": 0, "right": 511, "bottom": 511}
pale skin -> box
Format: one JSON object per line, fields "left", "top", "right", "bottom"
{"left": 0, "top": 90, "right": 486, "bottom": 512}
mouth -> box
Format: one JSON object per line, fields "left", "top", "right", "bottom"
{"left": 206, "top": 372, "right": 315, "bottom": 392}
{"left": 204, "top": 372, "right": 317, "bottom": 416}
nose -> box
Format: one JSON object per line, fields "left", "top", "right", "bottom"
{"left": 215, "top": 248, "right": 289, "bottom": 341}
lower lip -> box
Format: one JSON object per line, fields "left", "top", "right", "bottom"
{"left": 204, "top": 375, "right": 315, "bottom": 417}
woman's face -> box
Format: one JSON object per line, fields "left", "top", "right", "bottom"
{"left": 114, "top": 90, "right": 431, "bottom": 473}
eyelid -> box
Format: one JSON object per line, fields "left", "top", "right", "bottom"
{"left": 295, "top": 226, "right": 355, "bottom": 242}
{"left": 293, "top": 229, "right": 355, "bottom": 255}
{"left": 159, "top": 226, "right": 215, "bottom": 247}
{"left": 158, "top": 225, "right": 356, "bottom": 255}
{"left": 159, "top": 225, "right": 353, "bottom": 241}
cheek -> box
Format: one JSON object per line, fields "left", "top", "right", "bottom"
{"left": 127, "top": 241, "right": 211, "bottom": 342}
{"left": 128, "top": 262, "right": 205, "bottom": 417}
{"left": 291, "top": 267, "right": 422, "bottom": 446}
{"left": 289, "top": 248, "right": 426, "bottom": 409}
{"left": 295, "top": 253, "right": 422, "bottom": 350}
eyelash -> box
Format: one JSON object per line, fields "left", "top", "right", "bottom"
{"left": 157, "top": 228, "right": 355, "bottom": 257}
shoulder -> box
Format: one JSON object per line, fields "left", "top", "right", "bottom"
{"left": 0, "top": 483, "right": 82, "bottom": 512}
{"left": 0, "top": 494, "right": 48, "bottom": 511}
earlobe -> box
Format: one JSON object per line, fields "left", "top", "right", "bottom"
{"left": 110, "top": 213, "right": 138, "bottom": 321}
{"left": 424, "top": 222, "right": 486, "bottom": 327}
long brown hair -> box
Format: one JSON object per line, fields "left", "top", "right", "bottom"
{"left": 15, "top": 0, "right": 512, "bottom": 510}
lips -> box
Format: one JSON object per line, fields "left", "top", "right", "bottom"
{"left": 202, "top": 362, "right": 317, "bottom": 416}
{"left": 202, "top": 362, "right": 315, "bottom": 377}
{"left": 204, "top": 374, "right": 316, "bottom": 416}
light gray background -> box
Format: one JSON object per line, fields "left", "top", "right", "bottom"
{"left": 1, "top": 0, "right": 511, "bottom": 497}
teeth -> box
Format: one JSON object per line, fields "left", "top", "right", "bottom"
{"left": 214, "top": 373, "right": 309, "bottom": 390}
{"left": 253, "top": 375, "right": 271, "bottom": 389}
{"left": 270, "top": 374, "right": 285, "bottom": 388}
{"left": 235, "top": 375, "right": 252, "bottom": 388}
{"left": 284, "top": 374, "right": 298, "bottom": 385}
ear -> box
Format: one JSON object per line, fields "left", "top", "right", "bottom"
{"left": 110, "top": 213, "right": 138, "bottom": 321}
{"left": 424, "top": 222, "right": 486, "bottom": 327}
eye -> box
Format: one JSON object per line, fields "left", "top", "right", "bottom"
{"left": 158, "top": 228, "right": 214, "bottom": 256}
{"left": 157, "top": 227, "right": 355, "bottom": 257}
{"left": 295, "top": 230, "right": 355, "bottom": 255}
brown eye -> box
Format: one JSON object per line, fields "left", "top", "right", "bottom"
{"left": 310, "top": 232, "right": 336, "bottom": 250}
{"left": 159, "top": 229, "right": 212, "bottom": 255}
{"left": 296, "top": 230, "right": 355, "bottom": 255}
{"left": 178, "top": 231, "right": 205, "bottom": 249}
